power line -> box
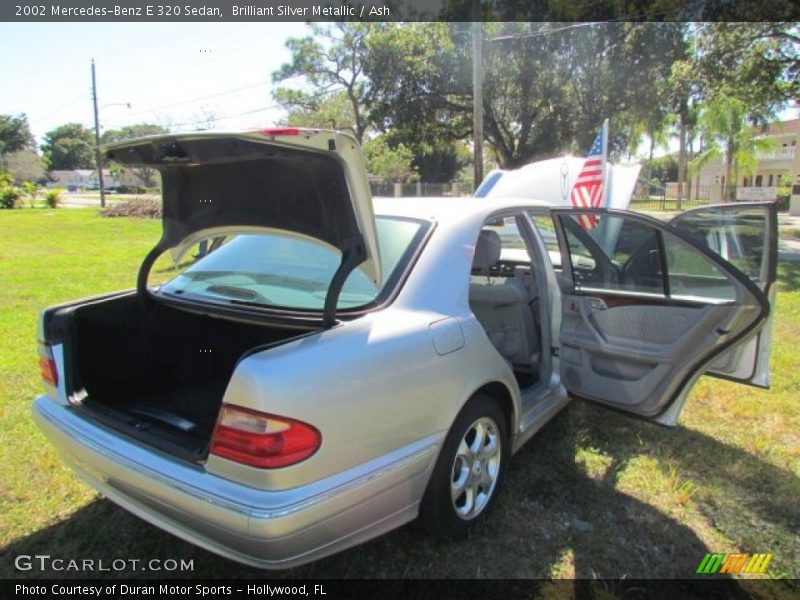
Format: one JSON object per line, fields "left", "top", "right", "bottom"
{"left": 104, "top": 86, "right": 341, "bottom": 132}
{"left": 485, "top": 11, "right": 688, "bottom": 43}
{"left": 487, "top": 21, "right": 602, "bottom": 42}
{"left": 164, "top": 105, "right": 277, "bottom": 129}
{"left": 36, "top": 93, "right": 87, "bottom": 123}
{"left": 121, "top": 80, "right": 270, "bottom": 119}
{"left": 103, "top": 24, "right": 279, "bottom": 106}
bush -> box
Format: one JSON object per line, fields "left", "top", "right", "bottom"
{"left": 116, "top": 184, "right": 148, "bottom": 194}
{"left": 100, "top": 198, "right": 161, "bottom": 218}
{"left": 21, "top": 181, "right": 38, "bottom": 208}
{"left": 43, "top": 188, "right": 63, "bottom": 208}
{"left": 0, "top": 186, "right": 21, "bottom": 209}
{"left": 776, "top": 174, "right": 793, "bottom": 212}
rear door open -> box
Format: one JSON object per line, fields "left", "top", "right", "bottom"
{"left": 551, "top": 208, "right": 773, "bottom": 425}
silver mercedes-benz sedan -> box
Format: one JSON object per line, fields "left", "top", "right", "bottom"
{"left": 33, "top": 129, "right": 777, "bottom": 569}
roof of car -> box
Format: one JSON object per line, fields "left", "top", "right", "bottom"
{"left": 372, "top": 196, "right": 552, "bottom": 224}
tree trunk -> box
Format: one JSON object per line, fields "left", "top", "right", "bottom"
{"left": 677, "top": 112, "right": 686, "bottom": 211}
{"left": 643, "top": 136, "right": 655, "bottom": 197}
{"left": 724, "top": 138, "right": 734, "bottom": 202}
{"left": 694, "top": 135, "right": 703, "bottom": 200}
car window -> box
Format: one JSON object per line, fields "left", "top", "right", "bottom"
{"left": 563, "top": 227, "right": 597, "bottom": 271}
{"left": 530, "top": 214, "right": 562, "bottom": 268}
{"left": 558, "top": 214, "right": 662, "bottom": 294}
{"left": 558, "top": 213, "right": 739, "bottom": 302}
{"left": 155, "top": 217, "right": 425, "bottom": 310}
{"left": 663, "top": 234, "right": 737, "bottom": 302}
{"left": 671, "top": 207, "right": 769, "bottom": 286}
{"left": 483, "top": 216, "right": 529, "bottom": 262}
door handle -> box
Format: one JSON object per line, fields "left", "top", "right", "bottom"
{"left": 586, "top": 297, "right": 608, "bottom": 311}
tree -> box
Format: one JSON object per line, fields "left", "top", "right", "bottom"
{"left": 410, "top": 139, "right": 471, "bottom": 183}
{"left": 365, "top": 23, "right": 471, "bottom": 150}
{"left": 271, "top": 22, "right": 794, "bottom": 183}
{"left": 4, "top": 150, "right": 46, "bottom": 184}
{"left": 99, "top": 123, "right": 167, "bottom": 144}
{"left": 0, "top": 114, "right": 35, "bottom": 158}
{"left": 480, "top": 22, "right": 687, "bottom": 166}
{"left": 191, "top": 105, "right": 218, "bottom": 131}
{"left": 272, "top": 23, "right": 375, "bottom": 144}
{"left": 363, "top": 134, "right": 418, "bottom": 183}
{"left": 101, "top": 123, "right": 168, "bottom": 188}
{"left": 41, "top": 123, "right": 94, "bottom": 170}
{"left": 692, "top": 23, "right": 799, "bottom": 122}
{"left": 692, "top": 94, "right": 774, "bottom": 202}
{"left": 366, "top": 22, "right": 685, "bottom": 168}
{"left": 362, "top": 23, "right": 474, "bottom": 181}
{"left": 280, "top": 90, "right": 356, "bottom": 131}
{"left": 646, "top": 153, "right": 679, "bottom": 185}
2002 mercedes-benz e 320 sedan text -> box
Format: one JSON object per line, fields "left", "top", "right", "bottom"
{"left": 33, "top": 129, "right": 777, "bottom": 568}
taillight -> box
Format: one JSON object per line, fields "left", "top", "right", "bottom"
{"left": 260, "top": 127, "right": 301, "bottom": 136}
{"left": 38, "top": 341, "right": 58, "bottom": 387}
{"left": 209, "top": 405, "right": 321, "bottom": 469}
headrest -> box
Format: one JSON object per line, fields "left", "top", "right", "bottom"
{"left": 472, "top": 229, "right": 502, "bottom": 274}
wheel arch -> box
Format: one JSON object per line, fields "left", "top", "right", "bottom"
{"left": 472, "top": 381, "right": 516, "bottom": 440}
{"left": 417, "top": 380, "right": 514, "bottom": 535}
{"left": 424, "top": 379, "right": 517, "bottom": 482}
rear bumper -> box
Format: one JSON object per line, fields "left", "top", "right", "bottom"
{"left": 33, "top": 396, "right": 440, "bottom": 569}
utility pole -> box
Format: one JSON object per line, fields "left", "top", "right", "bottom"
{"left": 91, "top": 59, "right": 106, "bottom": 208}
{"left": 472, "top": 1, "right": 483, "bottom": 191}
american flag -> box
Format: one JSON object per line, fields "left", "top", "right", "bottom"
{"left": 570, "top": 122, "right": 607, "bottom": 229}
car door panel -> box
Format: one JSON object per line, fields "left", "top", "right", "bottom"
{"left": 552, "top": 209, "right": 770, "bottom": 423}
{"left": 560, "top": 294, "right": 755, "bottom": 413}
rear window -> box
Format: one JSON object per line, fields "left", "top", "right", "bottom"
{"left": 156, "top": 217, "right": 427, "bottom": 311}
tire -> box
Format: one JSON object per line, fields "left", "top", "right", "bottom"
{"left": 419, "top": 393, "right": 509, "bottom": 538}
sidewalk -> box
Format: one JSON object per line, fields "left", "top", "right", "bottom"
{"left": 778, "top": 214, "right": 800, "bottom": 262}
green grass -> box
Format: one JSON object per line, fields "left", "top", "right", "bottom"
{"left": 0, "top": 208, "right": 798, "bottom": 585}
{"left": 780, "top": 228, "right": 800, "bottom": 241}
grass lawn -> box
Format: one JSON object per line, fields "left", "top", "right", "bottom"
{"left": 0, "top": 208, "right": 798, "bottom": 586}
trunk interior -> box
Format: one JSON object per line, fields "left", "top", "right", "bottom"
{"left": 67, "top": 294, "right": 309, "bottom": 461}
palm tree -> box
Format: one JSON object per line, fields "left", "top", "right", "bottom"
{"left": 691, "top": 95, "right": 774, "bottom": 202}
{"left": 638, "top": 114, "right": 673, "bottom": 199}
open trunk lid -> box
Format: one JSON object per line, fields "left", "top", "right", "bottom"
{"left": 105, "top": 128, "right": 381, "bottom": 325}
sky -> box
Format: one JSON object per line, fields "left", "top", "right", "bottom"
{"left": 1, "top": 22, "right": 797, "bottom": 154}
{"left": 0, "top": 22, "right": 311, "bottom": 146}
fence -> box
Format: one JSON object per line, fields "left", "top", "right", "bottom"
{"left": 369, "top": 181, "right": 466, "bottom": 197}
{"left": 629, "top": 182, "right": 714, "bottom": 212}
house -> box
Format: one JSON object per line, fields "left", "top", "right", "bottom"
{"left": 46, "top": 167, "right": 161, "bottom": 191}
{"left": 695, "top": 118, "right": 799, "bottom": 202}
{"left": 89, "top": 167, "right": 160, "bottom": 190}
{"left": 46, "top": 170, "right": 94, "bottom": 190}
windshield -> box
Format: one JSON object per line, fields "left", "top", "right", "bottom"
{"left": 157, "top": 217, "right": 426, "bottom": 311}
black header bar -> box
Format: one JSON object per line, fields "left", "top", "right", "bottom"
{"left": 3, "top": 0, "right": 799, "bottom": 22}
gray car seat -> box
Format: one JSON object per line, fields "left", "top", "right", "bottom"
{"left": 469, "top": 230, "right": 541, "bottom": 370}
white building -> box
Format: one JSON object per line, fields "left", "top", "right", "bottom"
{"left": 696, "top": 118, "right": 799, "bottom": 202}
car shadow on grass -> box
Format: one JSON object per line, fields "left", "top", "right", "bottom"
{"left": 2, "top": 402, "right": 797, "bottom": 588}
